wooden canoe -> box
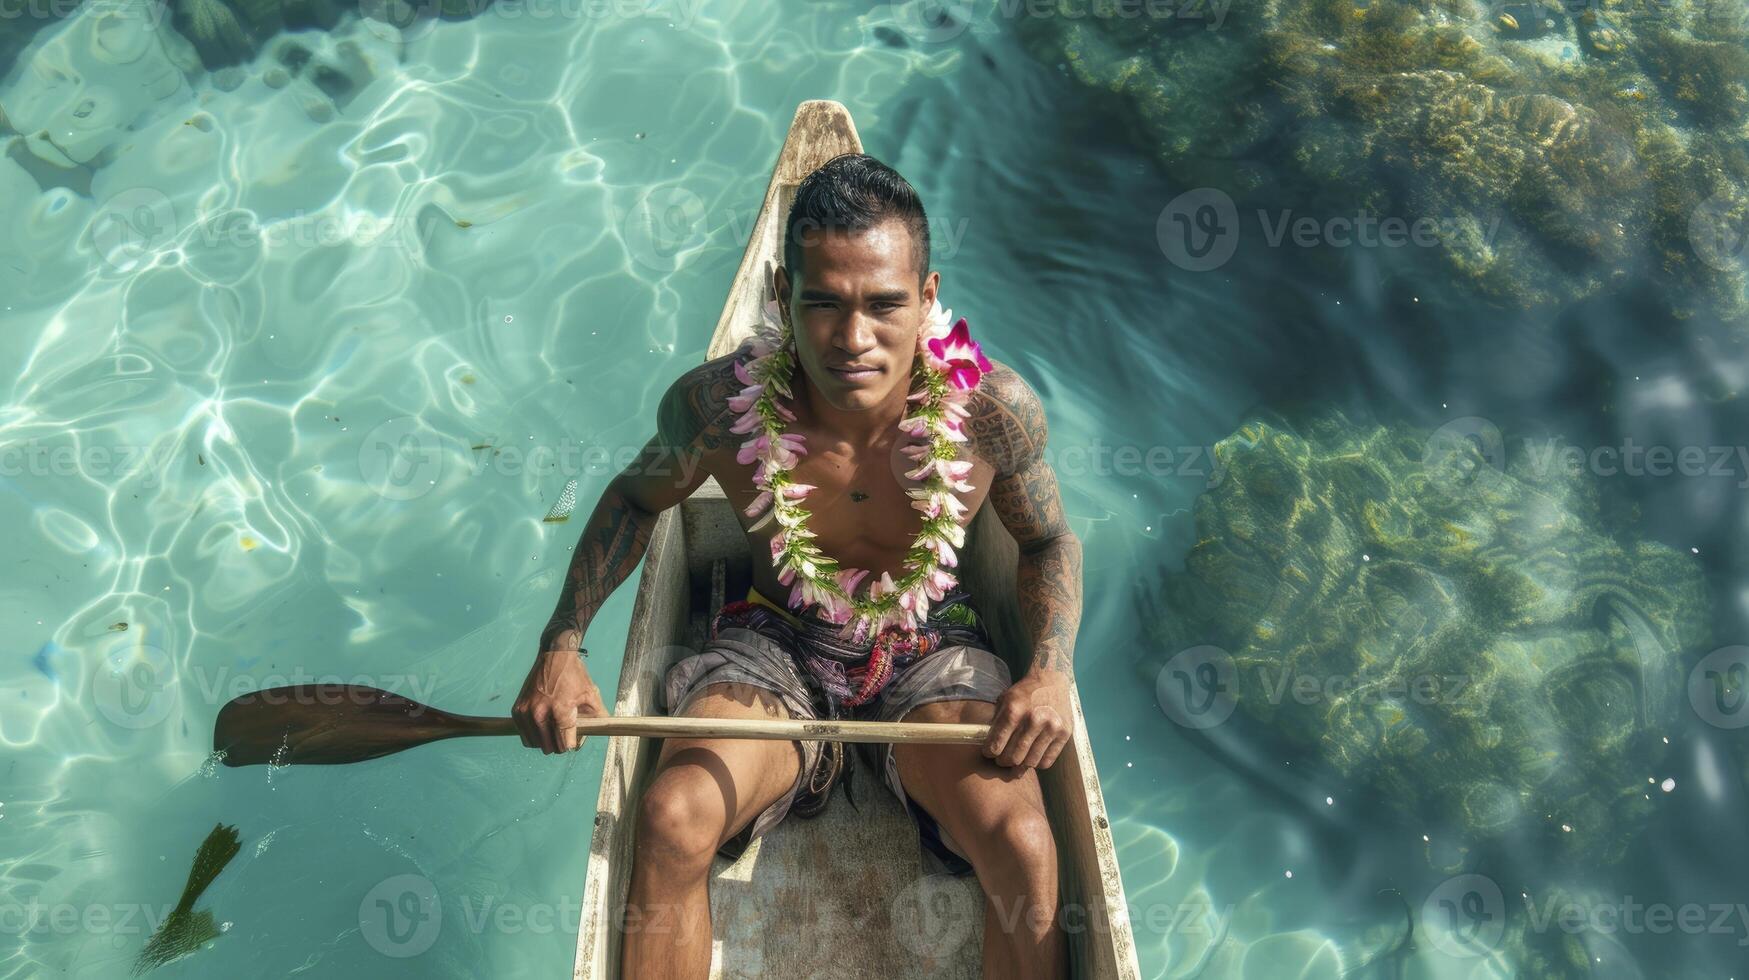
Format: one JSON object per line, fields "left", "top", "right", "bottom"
{"left": 571, "top": 99, "right": 1140, "bottom": 979}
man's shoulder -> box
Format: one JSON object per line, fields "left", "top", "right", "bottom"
{"left": 657, "top": 352, "right": 743, "bottom": 452}
{"left": 965, "top": 358, "right": 1048, "bottom": 475}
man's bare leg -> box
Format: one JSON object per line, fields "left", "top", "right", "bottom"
{"left": 895, "top": 699, "right": 1066, "bottom": 980}
{"left": 620, "top": 682, "right": 803, "bottom": 979}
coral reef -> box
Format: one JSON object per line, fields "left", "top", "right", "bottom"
{"left": 1146, "top": 412, "right": 1711, "bottom": 867}
{"left": 1015, "top": 0, "right": 1749, "bottom": 318}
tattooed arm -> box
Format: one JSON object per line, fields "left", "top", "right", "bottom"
{"left": 514, "top": 355, "right": 736, "bottom": 754}
{"left": 969, "top": 361, "right": 1084, "bottom": 770}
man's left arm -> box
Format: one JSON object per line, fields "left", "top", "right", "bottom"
{"left": 969, "top": 364, "right": 1083, "bottom": 770}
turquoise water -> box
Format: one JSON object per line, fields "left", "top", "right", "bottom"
{"left": 4, "top": 1, "right": 1749, "bottom": 977}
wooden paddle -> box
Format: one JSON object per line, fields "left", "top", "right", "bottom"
{"left": 212, "top": 684, "right": 989, "bottom": 767}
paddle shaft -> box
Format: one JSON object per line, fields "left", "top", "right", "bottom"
{"left": 470, "top": 714, "right": 992, "bottom": 745}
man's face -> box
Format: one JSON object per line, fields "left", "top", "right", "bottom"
{"left": 775, "top": 218, "right": 939, "bottom": 414}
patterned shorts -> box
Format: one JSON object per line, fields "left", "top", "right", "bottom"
{"left": 661, "top": 612, "right": 1012, "bottom": 872}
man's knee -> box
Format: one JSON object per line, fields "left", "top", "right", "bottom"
{"left": 991, "top": 805, "right": 1057, "bottom": 876}
{"left": 635, "top": 773, "right": 723, "bottom": 874}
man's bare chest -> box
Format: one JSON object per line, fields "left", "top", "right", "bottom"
{"left": 703, "top": 434, "right": 995, "bottom": 574}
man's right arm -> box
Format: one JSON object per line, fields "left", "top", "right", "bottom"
{"left": 513, "top": 356, "right": 738, "bottom": 753}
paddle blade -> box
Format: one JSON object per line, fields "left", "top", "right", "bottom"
{"left": 213, "top": 684, "right": 489, "bottom": 767}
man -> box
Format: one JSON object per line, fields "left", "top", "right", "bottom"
{"left": 513, "top": 153, "right": 1082, "bottom": 979}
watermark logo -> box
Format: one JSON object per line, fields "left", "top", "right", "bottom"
{"left": 1422, "top": 873, "right": 1506, "bottom": 959}
{"left": 1689, "top": 188, "right": 1748, "bottom": 272}
{"left": 619, "top": 186, "right": 709, "bottom": 273}
{"left": 92, "top": 187, "right": 175, "bottom": 271}
{"left": 891, "top": 874, "right": 977, "bottom": 959}
{"left": 1154, "top": 645, "right": 1237, "bottom": 729}
{"left": 1158, "top": 188, "right": 1239, "bottom": 273}
{"left": 360, "top": 417, "right": 445, "bottom": 501}
{"left": 360, "top": 874, "right": 442, "bottom": 957}
{"left": 1689, "top": 646, "right": 1749, "bottom": 730}
{"left": 877, "top": 0, "right": 975, "bottom": 44}
{"left": 1421, "top": 416, "right": 1507, "bottom": 493}
{"left": 357, "top": 0, "right": 443, "bottom": 43}
{"left": 92, "top": 641, "right": 175, "bottom": 730}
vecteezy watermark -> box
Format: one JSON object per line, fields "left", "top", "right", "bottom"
{"left": 1419, "top": 417, "right": 1749, "bottom": 491}
{"left": 1155, "top": 645, "right": 1238, "bottom": 730}
{"left": 1688, "top": 646, "right": 1749, "bottom": 730}
{"left": 1421, "top": 873, "right": 1749, "bottom": 960}
{"left": 93, "top": 649, "right": 442, "bottom": 732}
{"left": 1520, "top": 437, "right": 1749, "bottom": 488}
{"left": 92, "top": 641, "right": 177, "bottom": 731}
{"left": 359, "top": 417, "right": 448, "bottom": 501}
{"left": 1154, "top": 645, "right": 1475, "bottom": 731}
{"left": 1422, "top": 874, "right": 1507, "bottom": 960}
{"left": 91, "top": 187, "right": 176, "bottom": 272}
{"left": 613, "top": 193, "right": 975, "bottom": 274}
{"left": 185, "top": 208, "right": 443, "bottom": 254}
{"left": 891, "top": 874, "right": 980, "bottom": 958}
{"left": 0, "top": 0, "right": 173, "bottom": 28}
{"left": 0, "top": 900, "right": 182, "bottom": 937}
{"left": 1157, "top": 188, "right": 1505, "bottom": 273}
{"left": 90, "top": 189, "right": 486, "bottom": 273}
{"left": 875, "top": 0, "right": 1231, "bottom": 46}
{"left": 354, "top": 0, "right": 705, "bottom": 44}
{"left": 360, "top": 874, "right": 443, "bottom": 957}
{"left": 0, "top": 440, "right": 172, "bottom": 488}
{"left": 886, "top": 435, "right": 1228, "bottom": 489}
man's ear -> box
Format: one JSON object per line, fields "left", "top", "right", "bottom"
{"left": 772, "top": 265, "right": 792, "bottom": 329}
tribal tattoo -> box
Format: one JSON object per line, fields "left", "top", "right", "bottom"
{"left": 969, "top": 364, "right": 1083, "bottom": 676}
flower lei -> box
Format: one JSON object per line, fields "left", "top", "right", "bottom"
{"left": 729, "top": 296, "right": 993, "bottom": 645}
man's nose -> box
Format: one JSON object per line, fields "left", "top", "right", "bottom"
{"left": 837, "top": 312, "right": 878, "bottom": 354}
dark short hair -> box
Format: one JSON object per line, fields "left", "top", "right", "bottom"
{"left": 782, "top": 153, "right": 931, "bottom": 288}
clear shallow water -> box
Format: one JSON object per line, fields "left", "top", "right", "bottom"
{"left": 3, "top": 2, "right": 1748, "bottom": 978}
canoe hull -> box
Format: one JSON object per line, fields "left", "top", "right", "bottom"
{"left": 572, "top": 100, "right": 1138, "bottom": 979}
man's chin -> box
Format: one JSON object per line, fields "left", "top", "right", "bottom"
{"left": 823, "top": 386, "right": 889, "bottom": 411}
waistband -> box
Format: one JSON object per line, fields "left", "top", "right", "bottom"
{"left": 746, "top": 585, "right": 804, "bottom": 627}
{"left": 715, "top": 584, "right": 992, "bottom": 711}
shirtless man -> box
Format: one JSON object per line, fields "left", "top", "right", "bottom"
{"left": 512, "top": 153, "right": 1082, "bottom": 980}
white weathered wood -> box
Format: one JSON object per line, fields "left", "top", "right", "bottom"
{"left": 572, "top": 99, "right": 1139, "bottom": 979}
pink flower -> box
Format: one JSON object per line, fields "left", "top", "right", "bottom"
{"left": 730, "top": 409, "right": 763, "bottom": 435}
{"left": 923, "top": 535, "right": 958, "bottom": 568}
{"left": 780, "top": 482, "right": 815, "bottom": 500}
{"left": 736, "top": 434, "right": 769, "bottom": 466}
{"left": 923, "top": 566, "right": 956, "bottom": 601}
{"left": 770, "top": 532, "right": 787, "bottom": 561}
{"left": 727, "top": 384, "right": 762, "bottom": 413}
{"left": 734, "top": 358, "right": 756, "bottom": 386}
{"left": 905, "top": 457, "right": 973, "bottom": 484}
{"left": 926, "top": 318, "right": 993, "bottom": 390}
{"left": 835, "top": 566, "right": 870, "bottom": 598}
{"left": 896, "top": 584, "right": 922, "bottom": 618}
{"left": 744, "top": 489, "right": 772, "bottom": 518}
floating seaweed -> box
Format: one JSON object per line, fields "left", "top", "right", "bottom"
{"left": 133, "top": 824, "right": 242, "bottom": 974}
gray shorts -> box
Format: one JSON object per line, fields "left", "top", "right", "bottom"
{"left": 661, "top": 625, "right": 1012, "bottom": 866}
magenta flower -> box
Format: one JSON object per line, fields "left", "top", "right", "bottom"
{"left": 926, "top": 318, "right": 993, "bottom": 390}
